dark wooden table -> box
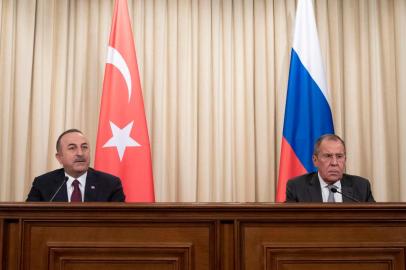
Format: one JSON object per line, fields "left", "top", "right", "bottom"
{"left": 0, "top": 203, "right": 404, "bottom": 270}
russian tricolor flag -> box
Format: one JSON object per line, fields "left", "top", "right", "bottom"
{"left": 276, "top": 0, "right": 334, "bottom": 202}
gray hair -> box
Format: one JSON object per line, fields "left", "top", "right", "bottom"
{"left": 313, "top": 134, "right": 346, "bottom": 156}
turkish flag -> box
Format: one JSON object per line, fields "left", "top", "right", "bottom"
{"left": 95, "top": 0, "right": 154, "bottom": 202}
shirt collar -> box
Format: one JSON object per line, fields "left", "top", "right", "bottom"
{"left": 317, "top": 172, "right": 342, "bottom": 189}
{"left": 64, "top": 171, "right": 87, "bottom": 187}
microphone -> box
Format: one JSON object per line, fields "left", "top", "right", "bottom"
{"left": 50, "top": 177, "right": 68, "bottom": 202}
{"left": 330, "top": 187, "right": 360, "bottom": 202}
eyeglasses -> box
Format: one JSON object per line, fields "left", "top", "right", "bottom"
{"left": 318, "top": 153, "right": 346, "bottom": 162}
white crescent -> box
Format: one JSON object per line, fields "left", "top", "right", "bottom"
{"left": 106, "top": 46, "right": 132, "bottom": 102}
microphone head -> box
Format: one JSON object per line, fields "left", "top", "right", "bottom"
{"left": 330, "top": 187, "right": 338, "bottom": 193}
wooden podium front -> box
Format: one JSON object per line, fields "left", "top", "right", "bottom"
{"left": 0, "top": 203, "right": 405, "bottom": 270}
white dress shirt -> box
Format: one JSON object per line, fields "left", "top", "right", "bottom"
{"left": 318, "top": 173, "right": 343, "bottom": 203}
{"left": 65, "top": 172, "right": 87, "bottom": 202}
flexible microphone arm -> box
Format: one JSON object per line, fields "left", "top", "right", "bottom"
{"left": 330, "top": 187, "right": 360, "bottom": 202}
{"left": 50, "top": 177, "right": 68, "bottom": 202}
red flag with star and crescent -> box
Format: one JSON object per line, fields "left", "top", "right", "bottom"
{"left": 95, "top": 0, "right": 154, "bottom": 202}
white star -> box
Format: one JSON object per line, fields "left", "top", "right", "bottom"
{"left": 103, "top": 121, "right": 141, "bottom": 161}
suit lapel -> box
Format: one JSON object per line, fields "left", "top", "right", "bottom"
{"left": 341, "top": 175, "right": 355, "bottom": 202}
{"left": 84, "top": 169, "right": 98, "bottom": 202}
{"left": 307, "top": 173, "right": 323, "bottom": 202}
{"left": 52, "top": 169, "right": 68, "bottom": 202}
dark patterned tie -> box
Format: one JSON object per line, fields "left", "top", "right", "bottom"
{"left": 70, "top": 179, "right": 82, "bottom": 202}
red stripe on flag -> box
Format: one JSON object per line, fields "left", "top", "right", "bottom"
{"left": 276, "top": 137, "right": 307, "bottom": 202}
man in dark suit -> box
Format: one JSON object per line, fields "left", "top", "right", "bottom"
{"left": 286, "top": 134, "right": 375, "bottom": 203}
{"left": 26, "top": 129, "right": 125, "bottom": 202}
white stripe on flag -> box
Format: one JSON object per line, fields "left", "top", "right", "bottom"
{"left": 292, "top": 0, "right": 330, "bottom": 105}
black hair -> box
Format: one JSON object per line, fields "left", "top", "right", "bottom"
{"left": 56, "top": 129, "right": 83, "bottom": 152}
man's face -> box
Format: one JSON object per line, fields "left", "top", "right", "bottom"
{"left": 313, "top": 139, "right": 346, "bottom": 183}
{"left": 55, "top": 132, "right": 90, "bottom": 178}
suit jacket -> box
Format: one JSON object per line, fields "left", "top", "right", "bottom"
{"left": 26, "top": 168, "right": 125, "bottom": 202}
{"left": 286, "top": 172, "right": 375, "bottom": 203}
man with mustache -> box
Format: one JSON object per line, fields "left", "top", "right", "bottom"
{"left": 26, "top": 129, "right": 125, "bottom": 202}
{"left": 285, "top": 134, "right": 375, "bottom": 203}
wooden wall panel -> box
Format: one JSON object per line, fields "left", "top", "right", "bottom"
{"left": 240, "top": 222, "right": 406, "bottom": 270}
{"left": 265, "top": 247, "right": 403, "bottom": 270}
{"left": 49, "top": 244, "right": 191, "bottom": 270}
{"left": 2, "top": 220, "right": 20, "bottom": 270}
{"left": 22, "top": 221, "right": 214, "bottom": 270}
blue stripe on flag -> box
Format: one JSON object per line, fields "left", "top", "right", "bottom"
{"left": 282, "top": 49, "right": 334, "bottom": 173}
